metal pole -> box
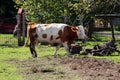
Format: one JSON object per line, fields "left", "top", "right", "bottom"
{"left": 109, "top": 20, "right": 115, "bottom": 41}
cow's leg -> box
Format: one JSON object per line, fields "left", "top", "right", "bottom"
{"left": 29, "top": 42, "right": 37, "bottom": 58}
{"left": 62, "top": 42, "right": 71, "bottom": 56}
{"left": 53, "top": 44, "right": 61, "bottom": 57}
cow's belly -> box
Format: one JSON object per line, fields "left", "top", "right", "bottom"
{"left": 37, "top": 35, "right": 62, "bottom": 44}
{"left": 36, "top": 30, "right": 62, "bottom": 44}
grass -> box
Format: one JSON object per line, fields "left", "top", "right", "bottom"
{"left": 0, "top": 62, "right": 23, "bottom": 80}
{"left": 101, "top": 30, "right": 120, "bottom": 34}
{"left": 0, "top": 47, "right": 28, "bottom": 80}
{"left": 0, "top": 34, "right": 120, "bottom": 80}
{"left": 0, "top": 36, "right": 66, "bottom": 80}
{"left": 94, "top": 56, "right": 120, "bottom": 63}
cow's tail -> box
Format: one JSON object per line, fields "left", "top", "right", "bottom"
{"left": 23, "top": 31, "right": 30, "bottom": 47}
{"left": 23, "top": 22, "right": 37, "bottom": 47}
{"left": 23, "top": 35, "right": 30, "bottom": 47}
{"left": 23, "top": 22, "right": 32, "bottom": 47}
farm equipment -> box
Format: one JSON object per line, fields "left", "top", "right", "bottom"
{"left": 69, "top": 44, "right": 82, "bottom": 55}
{"left": 84, "top": 39, "right": 120, "bottom": 56}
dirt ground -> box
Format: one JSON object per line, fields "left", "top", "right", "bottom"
{"left": 8, "top": 56, "right": 120, "bottom": 80}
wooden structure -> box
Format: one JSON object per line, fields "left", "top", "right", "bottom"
{"left": 17, "top": 8, "right": 26, "bottom": 46}
{"left": 95, "top": 14, "right": 120, "bottom": 41}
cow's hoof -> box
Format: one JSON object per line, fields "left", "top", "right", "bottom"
{"left": 52, "top": 54, "right": 57, "bottom": 58}
{"left": 32, "top": 55, "right": 37, "bottom": 58}
{"left": 67, "top": 54, "right": 72, "bottom": 57}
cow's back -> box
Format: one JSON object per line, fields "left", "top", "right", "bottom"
{"left": 36, "top": 23, "right": 68, "bottom": 43}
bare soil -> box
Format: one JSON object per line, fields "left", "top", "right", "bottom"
{"left": 8, "top": 56, "right": 120, "bottom": 80}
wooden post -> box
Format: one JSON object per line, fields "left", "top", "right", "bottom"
{"left": 17, "top": 8, "right": 25, "bottom": 46}
{"left": 17, "top": 14, "right": 22, "bottom": 46}
{"left": 22, "top": 11, "right": 26, "bottom": 45}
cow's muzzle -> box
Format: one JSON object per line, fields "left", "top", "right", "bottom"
{"left": 82, "top": 36, "right": 87, "bottom": 43}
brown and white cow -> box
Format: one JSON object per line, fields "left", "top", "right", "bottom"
{"left": 24, "top": 22, "right": 87, "bottom": 58}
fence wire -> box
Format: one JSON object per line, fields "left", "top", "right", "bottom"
{"left": 0, "top": 34, "right": 18, "bottom": 47}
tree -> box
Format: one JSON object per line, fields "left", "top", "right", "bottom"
{"left": 13, "top": 0, "right": 120, "bottom": 25}
{"left": 89, "top": 0, "right": 120, "bottom": 14}
{"left": 13, "top": 0, "right": 90, "bottom": 25}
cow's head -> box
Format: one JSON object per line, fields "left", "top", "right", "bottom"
{"left": 77, "top": 25, "right": 87, "bottom": 42}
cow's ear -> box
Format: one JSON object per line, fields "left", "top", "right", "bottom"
{"left": 71, "top": 27, "right": 78, "bottom": 32}
{"left": 84, "top": 27, "right": 88, "bottom": 34}
{"left": 76, "top": 27, "right": 79, "bottom": 30}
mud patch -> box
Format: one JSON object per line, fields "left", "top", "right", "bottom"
{"left": 61, "top": 57, "right": 120, "bottom": 80}
{"left": 8, "top": 56, "right": 120, "bottom": 80}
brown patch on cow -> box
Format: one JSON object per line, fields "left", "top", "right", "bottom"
{"left": 56, "top": 30, "right": 62, "bottom": 40}
{"left": 28, "top": 22, "right": 36, "bottom": 25}
{"left": 50, "top": 35, "right": 53, "bottom": 41}
{"left": 42, "top": 34, "right": 47, "bottom": 38}
{"left": 44, "top": 24, "right": 50, "bottom": 27}
{"left": 24, "top": 22, "right": 37, "bottom": 47}
{"left": 34, "top": 34, "right": 39, "bottom": 46}
{"left": 34, "top": 34, "right": 38, "bottom": 38}
{"left": 56, "top": 36, "right": 60, "bottom": 39}
{"left": 59, "top": 26, "right": 78, "bottom": 44}
{"left": 28, "top": 22, "right": 37, "bottom": 34}
{"left": 58, "top": 30, "right": 62, "bottom": 35}
{"left": 29, "top": 25, "right": 37, "bottom": 45}
{"left": 84, "top": 27, "right": 88, "bottom": 35}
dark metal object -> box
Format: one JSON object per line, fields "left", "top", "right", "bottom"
{"left": 69, "top": 44, "right": 82, "bottom": 54}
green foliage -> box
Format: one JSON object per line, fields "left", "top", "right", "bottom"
{"left": 13, "top": 0, "right": 91, "bottom": 25}
{"left": 12, "top": 0, "right": 120, "bottom": 25}
{"left": 90, "top": 0, "right": 119, "bottom": 14}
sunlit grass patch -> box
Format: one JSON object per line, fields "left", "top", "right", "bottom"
{"left": 0, "top": 62, "right": 23, "bottom": 80}
{"left": 92, "top": 56, "right": 120, "bottom": 63}
{"left": 0, "top": 47, "right": 30, "bottom": 60}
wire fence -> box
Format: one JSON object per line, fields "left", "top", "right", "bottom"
{"left": 0, "top": 33, "right": 18, "bottom": 47}
{"left": 0, "top": 17, "right": 18, "bottom": 47}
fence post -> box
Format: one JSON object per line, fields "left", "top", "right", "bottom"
{"left": 17, "top": 14, "right": 22, "bottom": 46}
{"left": 17, "top": 8, "right": 26, "bottom": 46}
{"left": 22, "top": 10, "right": 26, "bottom": 45}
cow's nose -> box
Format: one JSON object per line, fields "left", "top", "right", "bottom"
{"left": 82, "top": 36, "right": 87, "bottom": 43}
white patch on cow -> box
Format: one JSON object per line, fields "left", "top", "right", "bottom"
{"left": 77, "top": 25, "right": 87, "bottom": 39}
{"left": 36, "top": 23, "right": 68, "bottom": 43}
{"left": 62, "top": 42, "right": 71, "bottom": 56}
{"left": 53, "top": 44, "right": 61, "bottom": 57}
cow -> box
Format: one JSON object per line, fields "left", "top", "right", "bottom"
{"left": 24, "top": 22, "right": 87, "bottom": 58}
